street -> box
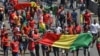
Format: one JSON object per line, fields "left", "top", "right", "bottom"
{"left": 0, "top": 0, "right": 99, "bottom": 56}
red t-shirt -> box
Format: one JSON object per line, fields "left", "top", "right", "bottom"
{"left": 32, "top": 33, "right": 40, "bottom": 44}
{"left": 67, "top": 13, "right": 72, "bottom": 22}
{"left": 10, "top": 41, "right": 19, "bottom": 53}
{"left": 23, "top": 26, "right": 31, "bottom": 35}
{"left": 28, "top": 41, "right": 35, "bottom": 51}
{"left": 10, "top": 12, "right": 16, "bottom": 23}
{"left": 2, "top": 36, "right": 10, "bottom": 47}
{"left": 83, "top": 13, "right": 91, "bottom": 25}
{"left": 43, "top": 14, "right": 50, "bottom": 24}
{"left": 66, "top": 26, "right": 74, "bottom": 34}
{"left": 29, "top": 20, "right": 35, "bottom": 29}
{"left": 75, "top": 25, "right": 82, "bottom": 34}
{"left": 26, "top": 11, "right": 31, "bottom": 21}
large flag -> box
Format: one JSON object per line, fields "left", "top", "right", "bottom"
{"left": 39, "top": 33, "right": 93, "bottom": 50}
{"left": 14, "top": 2, "right": 31, "bottom": 10}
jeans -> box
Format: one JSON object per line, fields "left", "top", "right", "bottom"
{"left": 35, "top": 44, "right": 40, "bottom": 56}
{"left": 53, "top": 47, "right": 59, "bottom": 56}
{"left": 3, "top": 46, "right": 8, "bottom": 56}
{"left": 12, "top": 52, "right": 18, "bottom": 56}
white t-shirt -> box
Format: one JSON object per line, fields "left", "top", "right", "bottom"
{"left": 90, "top": 23, "right": 100, "bottom": 34}
{"left": 56, "top": 26, "right": 62, "bottom": 34}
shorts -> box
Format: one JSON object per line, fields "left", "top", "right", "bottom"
{"left": 19, "top": 42, "right": 28, "bottom": 51}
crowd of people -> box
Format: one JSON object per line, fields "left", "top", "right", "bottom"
{"left": 0, "top": 0, "right": 100, "bottom": 56}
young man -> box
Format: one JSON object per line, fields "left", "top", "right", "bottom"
{"left": 71, "top": 10, "right": 77, "bottom": 23}
{"left": 2, "top": 33, "right": 10, "bottom": 56}
{"left": 96, "top": 37, "right": 100, "bottom": 56}
{"left": 43, "top": 11, "right": 51, "bottom": 29}
{"left": 90, "top": 19, "right": 100, "bottom": 47}
{"left": 10, "top": 39, "right": 19, "bottom": 56}
{"left": 74, "top": 22, "right": 82, "bottom": 34}
{"left": 66, "top": 11, "right": 72, "bottom": 25}
{"left": 83, "top": 10, "right": 91, "bottom": 25}
{"left": 32, "top": 29, "right": 40, "bottom": 56}
{"left": 66, "top": 23, "right": 74, "bottom": 34}
{"left": 29, "top": 18, "right": 36, "bottom": 29}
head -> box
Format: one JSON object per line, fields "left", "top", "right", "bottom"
{"left": 73, "top": 9, "right": 75, "bottom": 12}
{"left": 93, "top": 19, "right": 96, "bottom": 24}
{"left": 5, "top": 33, "right": 8, "bottom": 37}
{"left": 34, "top": 28, "right": 38, "bottom": 34}
{"left": 75, "top": 22, "right": 78, "bottom": 26}
{"left": 85, "top": 9, "right": 89, "bottom": 13}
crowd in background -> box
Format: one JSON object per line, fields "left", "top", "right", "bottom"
{"left": 0, "top": 0, "right": 100, "bottom": 56}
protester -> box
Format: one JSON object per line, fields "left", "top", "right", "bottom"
{"left": 66, "top": 11, "right": 72, "bottom": 25}
{"left": 90, "top": 19, "right": 100, "bottom": 47}
{"left": 32, "top": 29, "right": 40, "bottom": 56}
{"left": 83, "top": 10, "right": 91, "bottom": 25}
{"left": 2, "top": 33, "right": 10, "bottom": 56}
{"left": 71, "top": 9, "right": 77, "bottom": 23}
{"left": 10, "top": 38, "right": 19, "bottom": 56}
{"left": 96, "top": 37, "right": 100, "bottom": 56}
{"left": 66, "top": 23, "right": 75, "bottom": 34}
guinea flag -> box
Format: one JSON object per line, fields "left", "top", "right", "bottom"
{"left": 39, "top": 33, "right": 93, "bottom": 50}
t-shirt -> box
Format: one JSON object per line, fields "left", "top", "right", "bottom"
{"left": 71, "top": 11, "right": 77, "bottom": 20}
{"left": 83, "top": 13, "right": 91, "bottom": 22}
{"left": 29, "top": 20, "right": 35, "bottom": 29}
{"left": 28, "top": 41, "right": 35, "bottom": 51}
{"left": 74, "top": 25, "right": 82, "bottom": 34}
{"left": 43, "top": 14, "right": 50, "bottom": 24}
{"left": 10, "top": 41, "right": 19, "bottom": 53}
{"left": 66, "top": 25, "right": 74, "bottom": 34}
{"left": 90, "top": 23, "right": 100, "bottom": 34}
{"left": 23, "top": 26, "right": 31, "bottom": 35}
{"left": 2, "top": 36, "right": 10, "bottom": 47}
{"left": 56, "top": 26, "right": 62, "bottom": 34}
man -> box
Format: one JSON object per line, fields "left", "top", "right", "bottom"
{"left": 59, "top": 7, "right": 65, "bottom": 28}
{"left": 70, "top": 0, "right": 74, "bottom": 9}
{"left": 74, "top": 22, "right": 82, "bottom": 34}
{"left": 60, "top": 0, "right": 65, "bottom": 6}
{"left": 66, "top": 23, "right": 74, "bottom": 34}
{"left": 43, "top": 11, "right": 51, "bottom": 29}
{"left": 10, "top": 38, "right": 19, "bottom": 56}
{"left": 32, "top": 29, "right": 40, "bottom": 56}
{"left": 83, "top": 10, "right": 91, "bottom": 25}
{"left": 2, "top": 33, "right": 10, "bottom": 56}
{"left": 71, "top": 10, "right": 77, "bottom": 23}
{"left": 0, "top": 8, "right": 4, "bottom": 28}
{"left": 90, "top": 19, "right": 100, "bottom": 47}
{"left": 96, "top": 37, "right": 100, "bottom": 56}
{"left": 55, "top": 25, "right": 62, "bottom": 35}
{"left": 66, "top": 11, "right": 72, "bottom": 26}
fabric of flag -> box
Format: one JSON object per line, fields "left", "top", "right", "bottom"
{"left": 39, "top": 22, "right": 46, "bottom": 33}
{"left": 39, "top": 33, "right": 93, "bottom": 50}
{"left": 31, "top": 2, "right": 37, "bottom": 7}
{"left": 14, "top": 2, "right": 31, "bottom": 10}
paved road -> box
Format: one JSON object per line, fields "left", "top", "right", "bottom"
{"left": 0, "top": 0, "right": 99, "bottom": 56}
